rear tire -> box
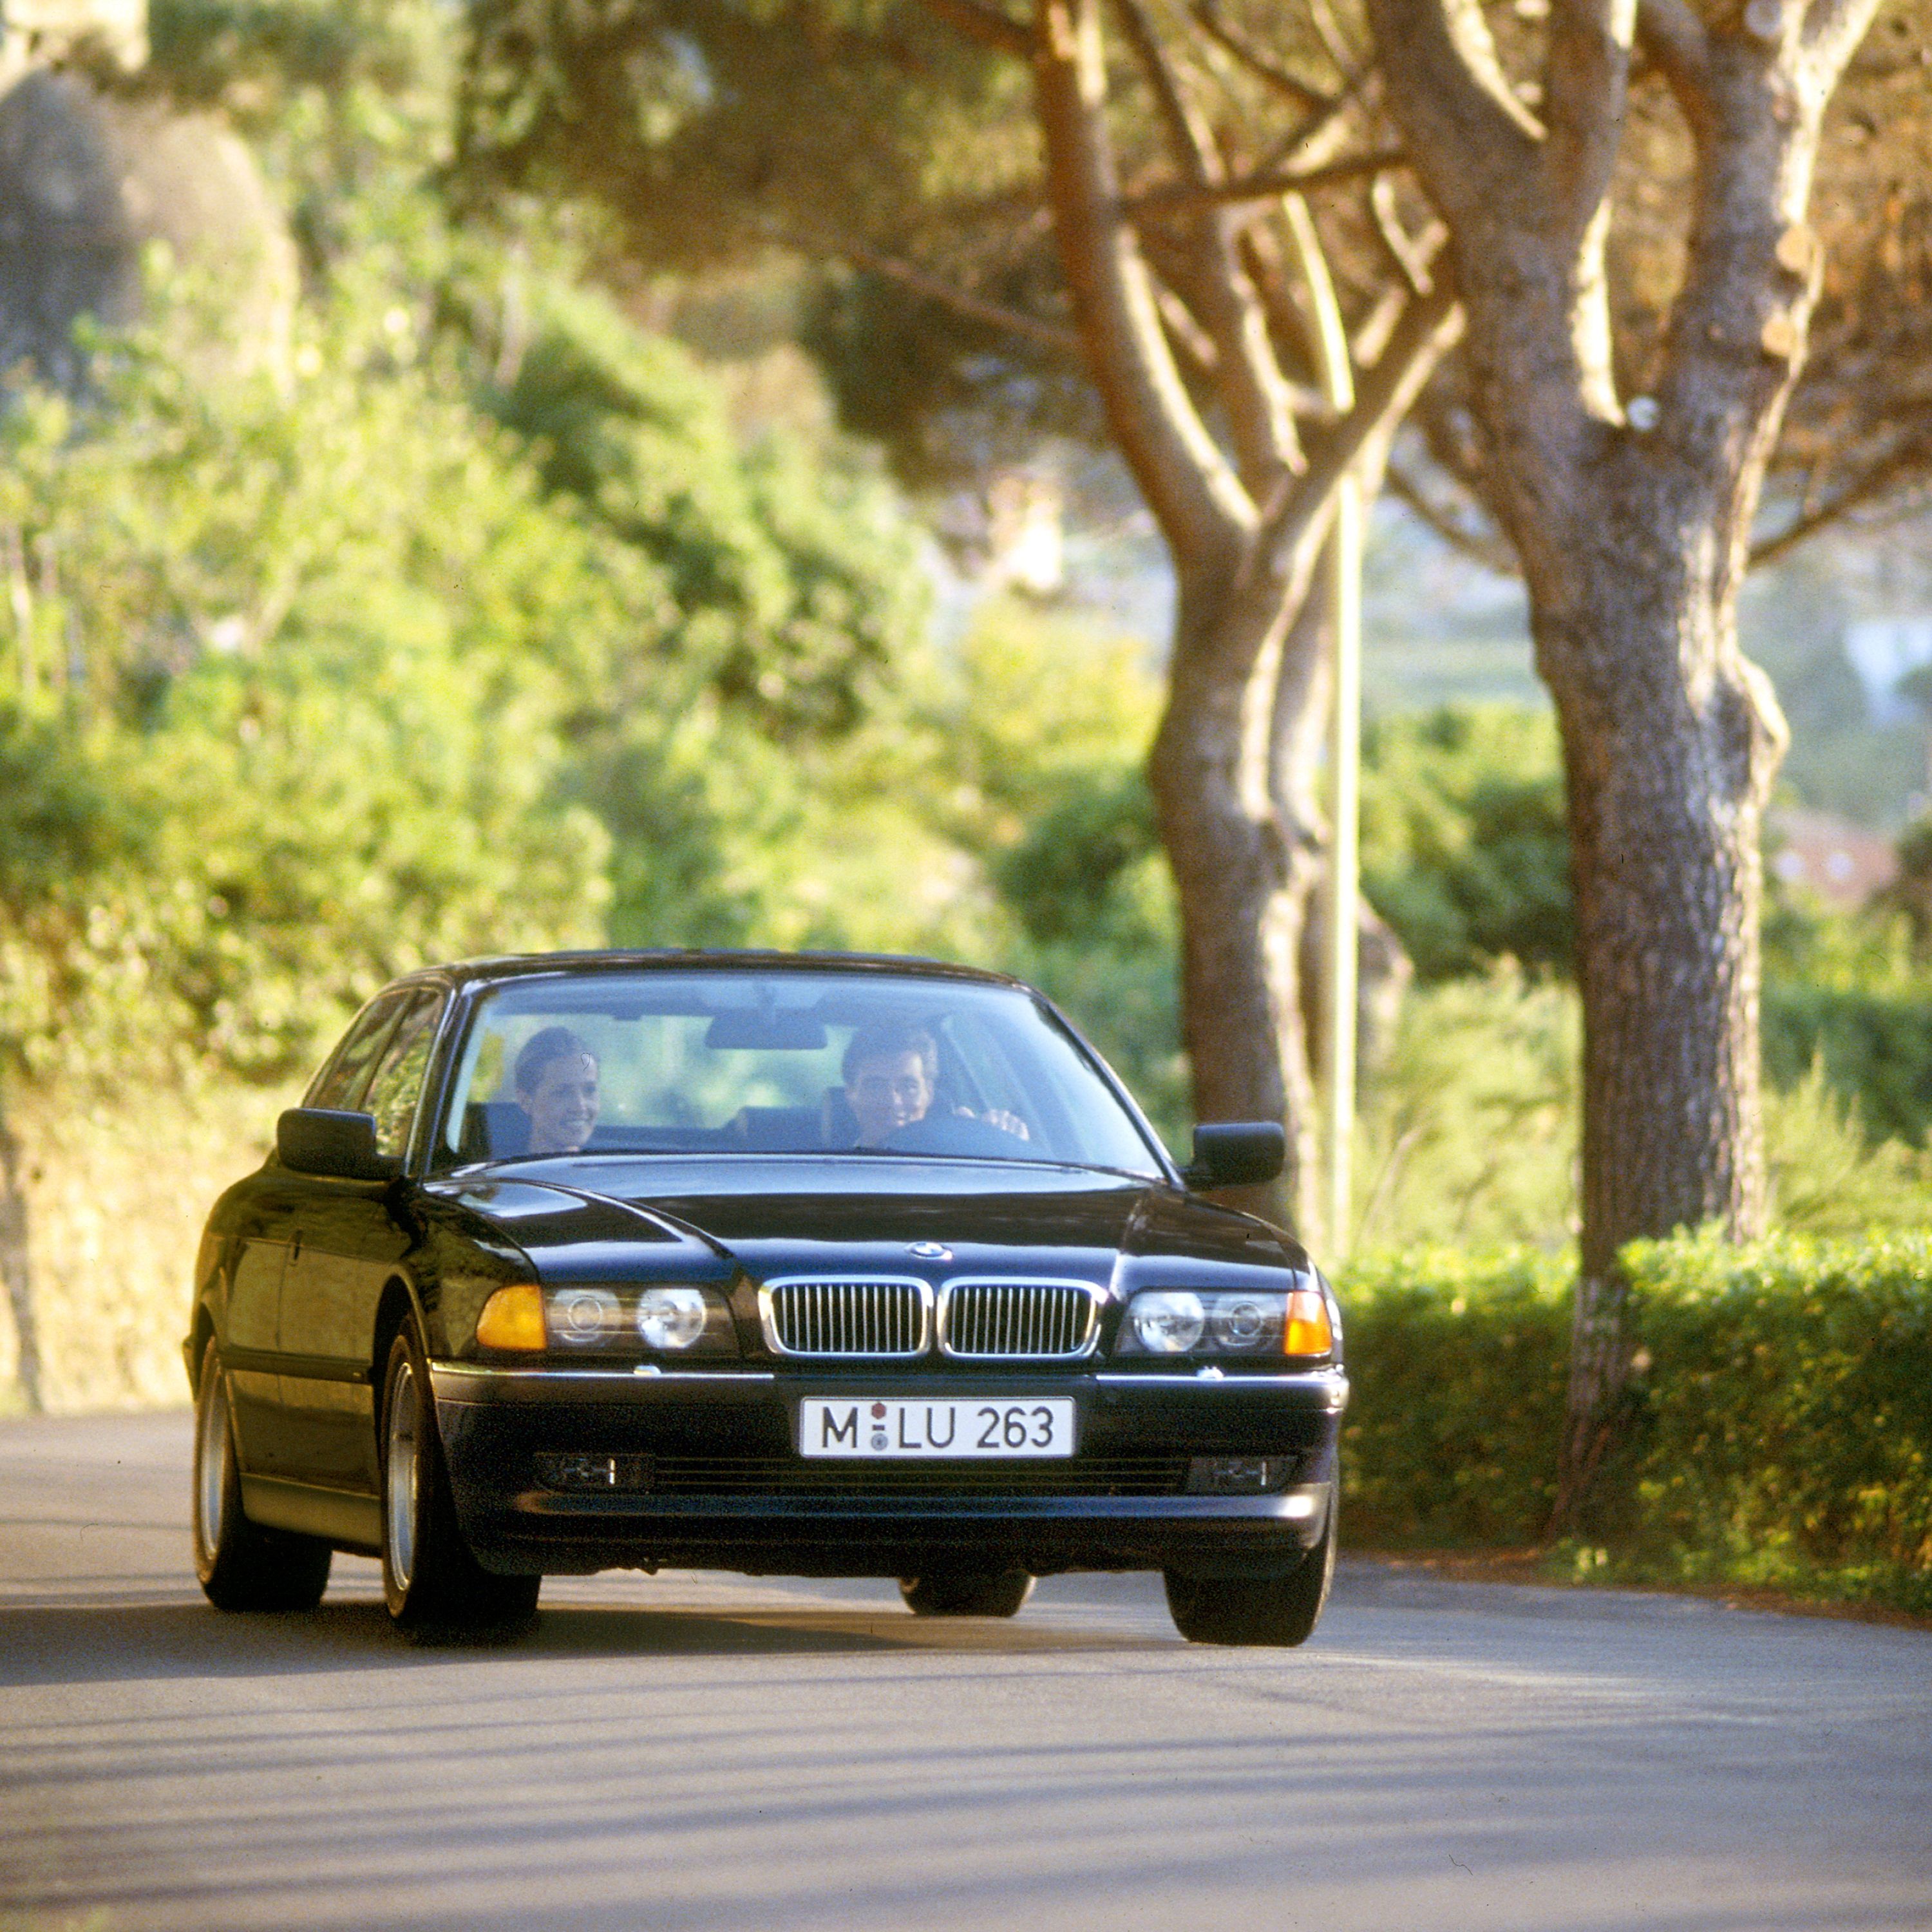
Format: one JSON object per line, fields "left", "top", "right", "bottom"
{"left": 192, "top": 1345, "right": 332, "bottom": 1612}
{"left": 380, "top": 1325, "right": 540, "bottom": 1641}
{"left": 1164, "top": 1506, "right": 1336, "bottom": 1647}
{"left": 899, "top": 1568, "right": 1034, "bottom": 1618}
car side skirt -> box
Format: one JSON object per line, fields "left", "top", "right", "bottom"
{"left": 240, "top": 1475, "right": 382, "bottom": 1555}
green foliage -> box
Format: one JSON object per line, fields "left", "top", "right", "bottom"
{"left": 1336, "top": 1234, "right": 1932, "bottom": 1617}
{"left": 492, "top": 280, "right": 923, "bottom": 743}
{"left": 1359, "top": 705, "right": 1573, "bottom": 981}
{"left": 1353, "top": 967, "right": 1580, "bottom": 1250}
{"left": 1336, "top": 1247, "right": 1573, "bottom": 1546}
{"left": 1763, "top": 984, "right": 1932, "bottom": 1150}
{"left": 1620, "top": 1232, "right": 1932, "bottom": 1615}
{"left": 925, "top": 598, "right": 1188, "bottom": 1147}
{"left": 0, "top": 276, "right": 621, "bottom": 1082}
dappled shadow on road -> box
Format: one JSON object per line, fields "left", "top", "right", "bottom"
{"left": 0, "top": 1590, "right": 1167, "bottom": 1689}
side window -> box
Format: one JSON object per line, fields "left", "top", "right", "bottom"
{"left": 306, "top": 994, "right": 408, "bottom": 1112}
{"left": 363, "top": 993, "right": 444, "bottom": 1160}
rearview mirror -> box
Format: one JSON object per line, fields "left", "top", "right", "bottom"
{"left": 703, "top": 1011, "right": 829, "bottom": 1050}
{"left": 1182, "top": 1121, "right": 1285, "bottom": 1190}
{"left": 278, "top": 1108, "right": 399, "bottom": 1181}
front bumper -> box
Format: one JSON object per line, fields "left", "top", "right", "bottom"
{"left": 431, "top": 1361, "right": 1347, "bottom": 1579}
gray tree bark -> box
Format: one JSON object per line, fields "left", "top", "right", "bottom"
{"left": 1364, "top": 0, "right": 1882, "bottom": 1517}
{"left": 1028, "top": 0, "right": 1459, "bottom": 1237}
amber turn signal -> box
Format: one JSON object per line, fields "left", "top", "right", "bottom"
{"left": 1282, "top": 1288, "right": 1333, "bottom": 1357}
{"left": 476, "top": 1282, "right": 547, "bottom": 1351}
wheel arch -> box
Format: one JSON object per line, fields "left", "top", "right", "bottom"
{"left": 372, "top": 1275, "right": 424, "bottom": 1399}
{"left": 186, "top": 1303, "right": 217, "bottom": 1389}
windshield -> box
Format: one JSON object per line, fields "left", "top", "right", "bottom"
{"left": 436, "top": 970, "right": 1166, "bottom": 1178}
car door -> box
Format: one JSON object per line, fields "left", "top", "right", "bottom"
{"left": 277, "top": 988, "right": 445, "bottom": 1493}
{"left": 220, "top": 1175, "right": 307, "bottom": 1478}
{"left": 222, "top": 992, "right": 408, "bottom": 1477}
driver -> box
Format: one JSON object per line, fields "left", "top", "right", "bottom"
{"left": 841, "top": 1025, "right": 1027, "bottom": 1148}
{"left": 513, "top": 1026, "right": 600, "bottom": 1155}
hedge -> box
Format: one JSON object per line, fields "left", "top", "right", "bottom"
{"left": 1336, "top": 1234, "right": 1932, "bottom": 1616}
{"left": 1763, "top": 981, "right": 1932, "bottom": 1146}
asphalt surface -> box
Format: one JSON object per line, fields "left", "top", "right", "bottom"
{"left": 0, "top": 1412, "right": 1927, "bottom": 1932}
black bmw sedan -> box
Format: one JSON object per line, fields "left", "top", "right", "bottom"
{"left": 186, "top": 952, "right": 1347, "bottom": 1645}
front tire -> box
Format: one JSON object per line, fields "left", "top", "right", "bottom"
{"left": 899, "top": 1568, "right": 1034, "bottom": 1618}
{"left": 380, "top": 1326, "right": 539, "bottom": 1640}
{"left": 192, "top": 1344, "right": 331, "bottom": 1612}
{"left": 1164, "top": 1506, "right": 1336, "bottom": 1647}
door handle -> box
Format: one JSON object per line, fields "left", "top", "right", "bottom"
{"left": 289, "top": 1230, "right": 303, "bottom": 1265}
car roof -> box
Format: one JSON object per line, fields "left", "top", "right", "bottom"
{"left": 388, "top": 949, "right": 1035, "bottom": 998}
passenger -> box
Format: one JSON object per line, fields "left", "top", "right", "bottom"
{"left": 842, "top": 1025, "right": 1027, "bottom": 1148}
{"left": 514, "top": 1026, "right": 600, "bottom": 1155}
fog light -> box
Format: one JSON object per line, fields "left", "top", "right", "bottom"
{"left": 1130, "top": 1291, "right": 1206, "bottom": 1354}
{"left": 476, "top": 1283, "right": 545, "bottom": 1351}
{"left": 535, "top": 1452, "right": 650, "bottom": 1492}
{"left": 1186, "top": 1455, "right": 1295, "bottom": 1494}
{"left": 637, "top": 1285, "right": 709, "bottom": 1351}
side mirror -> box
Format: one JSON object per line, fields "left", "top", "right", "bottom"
{"left": 278, "top": 1108, "right": 399, "bottom": 1182}
{"left": 1182, "top": 1121, "right": 1285, "bottom": 1190}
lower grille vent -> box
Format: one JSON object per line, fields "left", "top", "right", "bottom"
{"left": 646, "top": 1454, "right": 1190, "bottom": 1499}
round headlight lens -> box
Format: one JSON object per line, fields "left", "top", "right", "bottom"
{"left": 637, "top": 1285, "right": 710, "bottom": 1351}
{"left": 1130, "top": 1291, "right": 1206, "bottom": 1354}
{"left": 1217, "top": 1298, "right": 1268, "bottom": 1349}
{"left": 556, "top": 1288, "right": 618, "bottom": 1345}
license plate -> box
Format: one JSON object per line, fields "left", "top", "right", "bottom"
{"left": 799, "top": 1397, "right": 1076, "bottom": 1459}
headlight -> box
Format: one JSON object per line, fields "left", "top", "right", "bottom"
{"left": 1116, "top": 1284, "right": 1334, "bottom": 1358}
{"left": 553, "top": 1287, "right": 621, "bottom": 1346}
{"left": 1127, "top": 1291, "right": 1205, "bottom": 1353}
{"left": 636, "top": 1285, "right": 712, "bottom": 1351}
{"left": 507, "top": 1283, "right": 739, "bottom": 1356}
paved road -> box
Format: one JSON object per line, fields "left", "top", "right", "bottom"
{"left": 1, "top": 1412, "right": 1927, "bottom": 1932}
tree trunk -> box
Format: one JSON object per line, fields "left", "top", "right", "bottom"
{"left": 1361, "top": 0, "right": 1878, "bottom": 1531}
{"left": 1151, "top": 573, "right": 1324, "bottom": 1238}
{"left": 1531, "top": 470, "right": 1786, "bottom": 1522}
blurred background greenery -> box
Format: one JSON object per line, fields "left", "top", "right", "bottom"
{"left": 6, "top": 2, "right": 1932, "bottom": 1412}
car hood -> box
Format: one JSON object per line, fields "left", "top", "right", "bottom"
{"left": 426, "top": 1154, "right": 1309, "bottom": 1291}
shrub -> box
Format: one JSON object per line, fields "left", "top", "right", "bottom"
{"left": 1336, "top": 1235, "right": 1932, "bottom": 1617}
{"left": 1622, "top": 1232, "right": 1932, "bottom": 1615}
{"left": 1336, "top": 1247, "right": 1571, "bottom": 1546}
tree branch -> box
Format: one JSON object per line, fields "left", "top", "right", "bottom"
{"left": 1188, "top": 1, "right": 1334, "bottom": 111}
{"left": 1363, "top": 0, "right": 1542, "bottom": 222}
{"left": 1261, "top": 278, "right": 1466, "bottom": 587}
{"left": 1110, "top": 0, "right": 1303, "bottom": 495}
{"left": 1370, "top": 173, "right": 1439, "bottom": 293}
{"left": 1153, "top": 277, "right": 1221, "bottom": 380}
{"left": 1126, "top": 149, "right": 1406, "bottom": 213}
{"left": 1803, "top": 0, "right": 1888, "bottom": 83}
{"left": 1385, "top": 458, "right": 1518, "bottom": 572}
{"left": 1034, "top": 0, "right": 1252, "bottom": 559}
{"left": 1631, "top": 0, "right": 1708, "bottom": 93}
{"left": 843, "top": 246, "right": 1080, "bottom": 352}
{"left": 1111, "top": 0, "right": 1221, "bottom": 184}
{"left": 1307, "top": 0, "right": 1364, "bottom": 79}
{"left": 1634, "top": 0, "right": 1710, "bottom": 111}
{"left": 919, "top": 0, "right": 1036, "bottom": 58}
{"left": 1749, "top": 435, "right": 1932, "bottom": 566}
{"left": 1543, "top": 0, "right": 1636, "bottom": 238}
